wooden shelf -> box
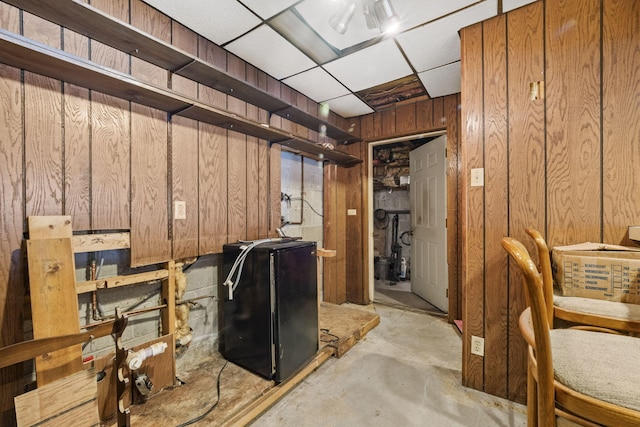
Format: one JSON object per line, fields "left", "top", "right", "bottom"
{"left": 4, "top": 0, "right": 361, "bottom": 145}
{"left": 0, "top": 29, "right": 361, "bottom": 167}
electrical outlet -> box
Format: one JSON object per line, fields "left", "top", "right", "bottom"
{"left": 470, "top": 168, "right": 484, "bottom": 187}
{"left": 471, "top": 335, "right": 484, "bottom": 356}
{"left": 174, "top": 201, "right": 186, "bottom": 220}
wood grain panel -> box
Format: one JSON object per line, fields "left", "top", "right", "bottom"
{"left": 171, "top": 116, "right": 199, "bottom": 258}
{"left": 89, "top": 0, "right": 130, "bottom": 231}
{"left": 89, "top": 0, "right": 129, "bottom": 74}
{"left": 227, "top": 131, "right": 247, "bottom": 243}
{"left": 198, "top": 38, "right": 226, "bottom": 109}
{"left": 444, "top": 94, "right": 460, "bottom": 322}
{"left": 482, "top": 15, "right": 508, "bottom": 399}
{"left": 545, "top": 0, "right": 601, "bottom": 245}
{"left": 395, "top": 103, "right": 416, "bottom": 135}
{"left": 323, "top": 163, "right": 338, "bottom": 303}
{"left": 227, "top": 54, "right": 246, "bottom": 117}
{"left": 90, "top": 93, "right": 130, "bottom": 230}
{"left": 267, "top": 76, "right": 282, "bottom": 129}
{"left": 460, "top": 22, "right": 484, "bottom": 391}
{"left": 245, "top": 136, "right": 259, "bottom": 241}
{"left": 258, "top": 139, "right": 269, "bottom": 238}
{"left": 24, "top": 14, "right": 63, "bottom": 218}
{"left": 602, "top": 0, "right": 640, "bottom": 245}
{"left": 130, "top": 0, "right": 170, "bottom": 87}
{"left": 432, "top": 97, "right": 445, "bottom": 128}
{"left": 130, "top": 104, "right": 170, "bottom": 266}
{"left": 417, "top": 99, "right": 435, "bottom": 131}
{"left": 344, "top": 142, "right": 365, "bottom": 303}
{"left": 199, "top": 123, "right": 227, "bottom": 254}
{"left": 0, "top": 5, "right": 24, "bottom": 421}
{"left": 63, "top": 28, "right": 91, "bottom": 231}
{"left": 359, "top": 115, "right": 375, "bottom": 140}
{"left": 381, "top": 108, "right": 396, "bottom": 136}
{"left": 506, "top": 1, "right": 544, "bottom": 403}
{"left": 279, "top": 85, "right": 296, "bottom": 134}
{"left": 269, "top": 143, "right": 281, "bottom": 237}
{"left": 335, "top": 164, "right": 347, "bottom": 304}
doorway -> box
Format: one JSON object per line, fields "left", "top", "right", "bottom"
{"left": 369, "top": 132, "right": 447, "bottom": 315}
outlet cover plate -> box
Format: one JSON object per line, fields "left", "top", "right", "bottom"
{"left": 471, "top": 168, "right": 484, "bottom": 187}
{"left": 471, "top": 335, "right": 484, "bottom": 356}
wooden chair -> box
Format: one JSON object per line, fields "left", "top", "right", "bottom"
{"left": 525, "top": 227, "right": 640, "bottom": 334}
{"left": 502, "top": 236, "right": 640, "bottom": 426}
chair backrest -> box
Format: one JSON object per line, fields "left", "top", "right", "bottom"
{"left": 525, "top": 228, "right": 554, "bottom": 326}
{"left": 501, "top": 237, "right": 555, "bottom": 421}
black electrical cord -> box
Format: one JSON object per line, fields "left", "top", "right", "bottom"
{"left": 320, "top": 328, "right": 339, "bottom": 350}
{"left": 175, "top": 360, "right": 228, "bottom": 427}
{"left": 400, "top": 231, "right": 412, "bottom": 246}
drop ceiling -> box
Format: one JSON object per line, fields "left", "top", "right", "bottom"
{"left": 143, "top": 0, "right": 536, "bottom": 118}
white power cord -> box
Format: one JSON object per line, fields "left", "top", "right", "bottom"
{"left": 223, "top": 238, "right": 283, "bottom": 300}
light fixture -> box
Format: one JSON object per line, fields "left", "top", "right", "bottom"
{"left": 335, "top": 0, "right": 400, "bottom": 35}
{"left": 374, "top": 0, "right": 400, "bottom": 34}
{"left": 329, "top": 0, "right": 356, "bottom": 35}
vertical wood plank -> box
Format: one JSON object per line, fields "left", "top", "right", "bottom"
{"left": 444, "top": 94, "right": 460, "bottom": 321}
{"left": 482, "top": 15, "right": 509, "bottom": 399}
{"left": 506, "top": 1, "right": 545, "bottom": 402}
{"left": 395, "top": 103, "right": 416, "bottom": 135}
{"left": 460, "top": 22, "right": 485, "bottom": 391}
{"left": 323, "top": 163, "right": 338, "bottom": 303}
{"left": 381, "top": 109, "right": 396, "bottom": 136}
{"left": 344, "top": 142, "right": 366, "bottom": 304}
{"left": 90, "top": 0, "right": 130, "bottom": 230}
{"left": 545, "top": 0, "right": 601, "bottom": 245}
{"left": 130, "top": 104, "right": 170, "bottom": 266}
{"left": 432, "top": 97, "right": 445, "bottom": 127}
{"left": 0, "top": 5, "right": 23, "bottom": 423}
{"left": 269, "top": 144, "right": 282, "bottom": 237}
{"left": 416, "top": 99, "right": 434, "bottom": 131}
{"left": 602, "top": 0, "right": 640, "bottom": 245}
{"left": 23, "top": 14, "right": 63, "bottom": 218}
{"left": 227, "top": 131, "right": 247, "bottom": 243}
{"left": 359, "top": 115, "right": 375, "bottom": 141}
{"left": 171, "top": 23, "right": 199, "bottom": 259}
{"left": 130, "top": 0, "right": 170, "bottom": 87}
{"left": 258, "top": 139, "right": 270, "bottom": 239}
{"left": 199, "top": 124, "right": 228, "bottom": 254}
{"left": 63, "top": 29, "right": 91, "bottom": 230}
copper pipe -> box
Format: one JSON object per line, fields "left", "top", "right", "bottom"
{"left": 83, "top": 303, "right": 167, "bottom": 330}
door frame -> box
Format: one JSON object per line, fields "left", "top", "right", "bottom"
{"left": 367, "top": 131, "right": 447, "bottom": 303}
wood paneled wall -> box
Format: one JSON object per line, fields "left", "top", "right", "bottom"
{"left": 326, "top": 94, "right": 462, "bottom": 319}
{"left": 460, "top": 0, "right": 640, "bottom": 402}
{"left": 0, "top": 0, "right": 355, "bottom": 423}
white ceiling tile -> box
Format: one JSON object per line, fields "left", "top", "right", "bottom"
{"left": 282, "top": 67, "right": 350, "bottom": 103}
{"left": 397, "top": 0, "right": 497, "bottom": 73}
{"left": 503, "top": 0, "right": 538, "bottom": 13}
{"left": 143, "top": 0, "right": 261, "bottom": 45}
{"left": 225, "top": 25, "right": 317, "bottom": 80}
{"left": 323, "top": 94, "right": 374, "bottom": 118}
{"left": 241, "top": 0, "right": 299, "bottom": 19}
{"left": 419, "top": 62, "right": 461, "bottom": 98}
{"left": 323, "top": 39, "right": 412, "bottom": 92}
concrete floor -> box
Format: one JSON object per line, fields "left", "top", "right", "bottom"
{"left": 252, "top": 304, "right": 527, "bottom": 427}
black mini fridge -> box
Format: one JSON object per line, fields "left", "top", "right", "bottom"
{"left": 220, "top": 240, "right": 318, "bottom": 383}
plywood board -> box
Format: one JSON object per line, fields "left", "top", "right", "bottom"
{"left": 319, "top": 302, "right": 380, "bottom": 358}
{"left": 227, "top": 131, "right": 247, "bottom": 243}
{"left": 14, "top": 368, "right": 99, "bottom": 427}
{"left": 545, "top": 0, "right": 601, "bottom": 244}
{"left": 482, "top": 14, "right": 508, "bottom": 398}
{"left": 27, "top": 238, "right": 82, "bottom": 386}
{"left": 506, "top": 2, "right": 544, "bottom": 402}
{"left": 28, "top": 216, "right": 72, "bottom": 240}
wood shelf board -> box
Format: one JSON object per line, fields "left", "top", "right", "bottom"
{"left": 6, "top": 0, "right": 360, "bottom": 144}
{"left": 0, "top": 29, "right": 361, "bottom": 166}
{"left": 0, "top": 29, "right": 191, "bottom": 112}
{"left": 6, "top": 0, "right": 193, "bottom": 71}
{"left": 177, "top": 59, "right": 289, "bottom": 112}
{"left": 279, "top": 139, "right": 362, "bottom": 167}
{"left": 275, "top": 106, "right": 360, "bottom": 143}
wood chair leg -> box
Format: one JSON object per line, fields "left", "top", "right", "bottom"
{"left": 527, "top": 353, "right": 538, "bottom": 427}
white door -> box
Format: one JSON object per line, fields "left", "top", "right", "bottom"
{"left": 410, "top": 135, "right": 448, "bottom": 312}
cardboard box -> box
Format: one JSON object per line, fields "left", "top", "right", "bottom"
{"left": 552, "top": 242, "right": 640, "bottom": 303}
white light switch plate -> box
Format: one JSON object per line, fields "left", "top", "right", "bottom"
{"left": 347, "top": 209, "right": 357, "bottom": 216}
